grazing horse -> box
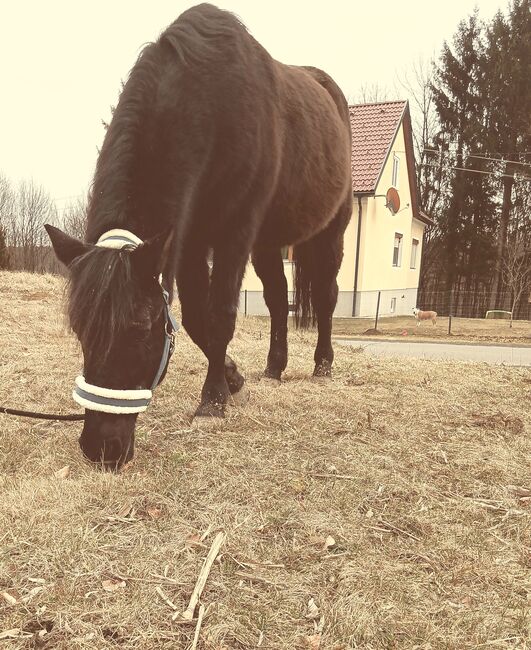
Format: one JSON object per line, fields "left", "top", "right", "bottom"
{"left": 46, "top": 3, "right": 352, "bottom": 469}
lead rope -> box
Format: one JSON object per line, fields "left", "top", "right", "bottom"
{"left": 0, "top": 406, "right": 84, "bottom": 421}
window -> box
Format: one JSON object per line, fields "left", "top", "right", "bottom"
{"left": 390, "top": 297, "right": 396, "bottom": 313}
{"left": 392, "top": 154, "right": 400, "bottom": 188}
{"left": 392, "top": 233, "right": 403, "bottom": 267}
{"left": 281, "top": 246, "right": 293, "bottom": 261}
{"left": 410, "top": 238, "right": 419, "bottom": 269}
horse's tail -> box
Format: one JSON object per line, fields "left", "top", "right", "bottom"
{"left": 293, "top": 240, "right": 315, "bottom": 329}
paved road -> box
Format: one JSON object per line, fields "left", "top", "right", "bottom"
{"left": 336, "top": 337, "right": 531, "bottom": 366}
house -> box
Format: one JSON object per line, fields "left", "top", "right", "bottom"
{"left": 239, "top": 100, "right": 433, "bottom": 318}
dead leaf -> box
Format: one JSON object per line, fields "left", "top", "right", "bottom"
{"left": 146, "top": 506, "right": 162, "bottom": 520}
{"left": 101, "top": 579, "right": 126, "bottom": 592}
{"left": 21, "top": 586, "right": 45, "bottom": 602}
{"left": 54, "top": 465, "right": 70, "bottom": 479}
{"left": 116, "top": 503, "right": 134, "bottom": 518}
{"left": 324, "top": 536, "right": 336, "bottom": 551}
{"left": 1, "top": 591, "right": 17, "bottom": 605}
{"left": 185, "top": 533, "right": 205, "bottom": 547}
{"left": 508, "top": 485, "right": 531, "bottom": 499}
{"left": 305, "top": 597, "right": 320, "bottom": 620}
{"left": 302, "top": 634, "right": 321, "bottom": 649}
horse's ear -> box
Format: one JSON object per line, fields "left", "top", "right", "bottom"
{"left": 45, "top": 224, "right": 90, "bottom": 268}
{"left": 131, "top": 227, "right": 173, "bottom": 278}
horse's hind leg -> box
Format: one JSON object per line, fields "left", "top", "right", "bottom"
{"left": 177, "top": 241, "right": 245, "bottom": 397}
{"left": 252, "top": 246, "right": 289, "bottom": 381}
{"left": 309, "top": 202, "right": 351, "bottom": 377}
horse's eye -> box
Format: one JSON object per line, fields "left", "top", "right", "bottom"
{"left": 130, "top": 323, "right": 151, "bottom": 342}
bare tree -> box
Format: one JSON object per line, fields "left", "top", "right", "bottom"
{"left": 354, "top": 82, "right": 394, "bottom": 104}
{"left": 395, "top": 58, "right": 446, "bottom": 217}
{"left": 61, "top": 196, "right": 87, "bottom": 240}
{"left": 502, "top": 183, "right": 531, "bottom": 324}
{"left": 0, "top": 173, "right": 16, "bottom": 248}
{"left": 16, "top": 179, "right": 56, "bottom": 272}
{"left": 395, "top": 58, "right": 450, "bottom": 296}
{"left": 0, "top": 176, "right": 10, "bottom": 268}
{"left": 503, "top": 232, "right": 530, "bottom": 326}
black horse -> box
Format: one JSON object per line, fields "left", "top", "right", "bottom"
{"left": 46, "top": 3, "right": 352, "bottom": 468}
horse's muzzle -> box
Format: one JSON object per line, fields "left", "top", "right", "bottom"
{"left": 79, "top": 411, "right": 137, "bottom": 470}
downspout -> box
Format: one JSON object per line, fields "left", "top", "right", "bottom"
{"left": 352, "top": 194, "right": 363, "bottom": 317}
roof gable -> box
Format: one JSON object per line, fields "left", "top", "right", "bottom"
{"left": 349, "top": 100, "right": 406, "bottom": 193}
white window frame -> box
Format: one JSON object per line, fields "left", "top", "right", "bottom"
{"left": 392, "top": 232, "right": 403, "bottom": 267}
{"left": 410, "top": 238, "right": 419, "bottom": 269}
{"left": 392, "top": 154, "right": 400, "bottom": 188}
{"left": 390, "top": 297, "right": 396, "bottom": 313}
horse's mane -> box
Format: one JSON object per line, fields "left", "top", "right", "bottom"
{"left": 160, "top": 4, "right": 249, "bottom": 65}
{"left": 86, "top": 4, "right": 250, "bottom": 244}
{"left": 67, "top": 247, "right": 137, "bottom": 360}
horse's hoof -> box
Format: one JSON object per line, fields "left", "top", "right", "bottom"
{"left": 261, "top": 376, "right": 281, "bottom": 387}
{"left": 192, "top": 403, "right": 224, "bottom": 429}
{"left": 313, "top": 362, "right": 332, "bottom": 379}
{"left": 230, "top": 384, "right": 250, "bottom": 406}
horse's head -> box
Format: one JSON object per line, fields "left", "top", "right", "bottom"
{"left": 45, "top": 225, "right": 174, "bottom": 470}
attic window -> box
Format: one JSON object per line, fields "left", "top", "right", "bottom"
{"left": 392, "top": 154, "right": 400, "bottom": 188}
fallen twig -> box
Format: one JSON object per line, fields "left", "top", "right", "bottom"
{"left": 235, "top": 571, "right": 275, "bottom": 585}
{"left": 156, "top": 585, "right": 178, "bottom": 611}
{"left": 372, "top": 519, "right": 421, "bottom": 542}
{"left": 309, "top": 472, "right": 358, "bottom": 480}
{"left": 176, "top": 531, "right": 225, "bottom": 621}
{"left": 189, "top": 604, "right": 205, "bottom": 650}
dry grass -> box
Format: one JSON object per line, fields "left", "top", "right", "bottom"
{"left": 0, "top": 270, "right": 530, "bottom": 649}
{"left": 331, "top": 316, "right": 531, "bottom": 344}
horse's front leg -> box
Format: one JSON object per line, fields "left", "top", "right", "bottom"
{"left": 194, "top": 244, "right": 248, "bottom": 419}
{"left": 177, "top": 242, "right": 245, "bottom": 399}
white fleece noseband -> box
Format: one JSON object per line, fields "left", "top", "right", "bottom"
{"left": 71, "top": 229, "right": 178, "bottom": 415}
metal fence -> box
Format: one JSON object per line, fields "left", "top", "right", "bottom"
{"left": 238, "top": 288, "right": 421, "bottom": 319}
{"left": 238, "top": 287, "right": 531, "bottom": 324}
{"left": 417, "top": 288, "right": 530, "bottom": 321}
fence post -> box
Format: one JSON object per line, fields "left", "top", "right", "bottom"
{"left": 244, "top": 289, "right": 248, "bottom": 317}
{"left": 374, "top": 291, "right": 381, "bottom": 331}
{"left": 448, "top": 289, "right": 453, "bottom": 335}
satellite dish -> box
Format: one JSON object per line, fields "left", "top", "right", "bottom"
{"left": 386, "top": 187, "right": 400, "bottom": 215}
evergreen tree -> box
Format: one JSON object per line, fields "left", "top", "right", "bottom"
{"left": 431, "top": 11, "right": 497, "bottom": 297}
{"left": 484, "top": 0, "right": 531, "bottom": 307}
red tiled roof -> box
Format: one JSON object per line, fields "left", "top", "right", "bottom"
{"left": 350, "top": 101, "right": 407, "bottom": 193}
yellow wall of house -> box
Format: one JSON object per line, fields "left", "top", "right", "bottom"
{"left": 356, "top": 123, "right": 424, "bottom": 292}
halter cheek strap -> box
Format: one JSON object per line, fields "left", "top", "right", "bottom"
{"left": 71, "top": 229, "right": 179, "bottom": 415}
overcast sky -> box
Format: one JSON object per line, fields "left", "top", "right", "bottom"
{"left": 1, "top": 0, "right": 507, "bottom": 210}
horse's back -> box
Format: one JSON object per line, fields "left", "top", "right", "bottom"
{"left": 256, "top": 63, "right": 352, "bottom": 247}
{"left": 130, "top": 5, "right": 352, "bottom": 248}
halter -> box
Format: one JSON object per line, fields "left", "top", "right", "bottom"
{"left": 72, "top": 229, "right": 179, "bottom": 415}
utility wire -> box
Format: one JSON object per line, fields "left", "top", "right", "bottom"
{"left": 423, "top": 148, "right": 531, "bottom": 167}
{"left": 420, "top": 161, "right": 531, "bottom": 182}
